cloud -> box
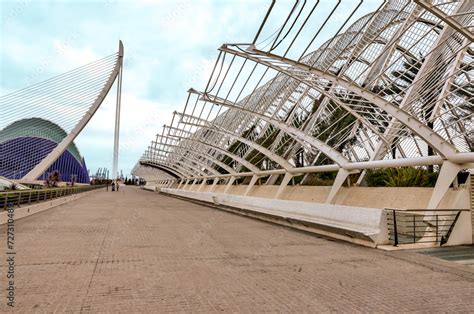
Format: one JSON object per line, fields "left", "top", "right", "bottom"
{"left": 4, "top": 0, "right": 347, "bottom": 175}
{"left": 75, "top": 90, "right": 175, "bottom": 175}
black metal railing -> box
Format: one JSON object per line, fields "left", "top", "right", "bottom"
{"left": 0, "top": 185, "right": 105, "bottom": 210}
{"left": 385, "top": 208, "right": 469, "bottom": 246}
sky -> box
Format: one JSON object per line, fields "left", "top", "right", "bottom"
{"left": 1, "top": 0, "right": 275, "bottom": 177}
{"left": 1, "top": 0, "right": 381, "bottom": 178}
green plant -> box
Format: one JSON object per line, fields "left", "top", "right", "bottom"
{"left": 365, "top": 167, "right": 438, "bottom": 187}
{"left": 300, "top": 172, "right": 337, "bottom": 186}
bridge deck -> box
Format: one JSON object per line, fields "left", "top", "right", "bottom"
{"left": 1, "top": 187, "right": 473, "bottom": 312}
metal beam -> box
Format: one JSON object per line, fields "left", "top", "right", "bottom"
{"left": 140, "top": 161, "right": 187, "bottom": 179}
{"left": 197, "top": 91, "right": 351, "bottom": 167}
{"left": 166, "top": 126, "right": 261, "bottom": 173}
{"left": 176, "top": 112, "right": 295, "bottom": 171}
{"left": 414, "top": 0, "right": 474, "bottom": 42}
{"left": 153, "top": 138, "right": 236, "bottom": 175}
{"left": 23, "top": 41, "right": 124, "bottom": 181}
{"left": 145, "top": 150, "right": 205, "bottom": 177}
{"left": 149, "top": 146, "right": 222, "bottom": 176}
{"left": 221, "top": 45, "right": 458, "bottom": 158}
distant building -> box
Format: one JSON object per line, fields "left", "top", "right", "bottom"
{"left": 0, "top": 118, "right": 90, "bottom": 183}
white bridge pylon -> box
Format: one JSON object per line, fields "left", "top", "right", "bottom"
{"left": 0, "top": 41, "right": 124, "bottom": 182}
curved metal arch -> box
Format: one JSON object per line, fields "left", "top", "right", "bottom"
{"left": 152, "top": 152, "right": 215, "bottom": 177}
{"left": 192, "top": 89, "right": 318, "bottom": 151}
{"left": 216, "top": 48, "right": 392, "bottom": 150}
{"left": 225, "top": 45, "right": 458, "bottom": 158}
{"left": 150, "top": 145, "right": 222, "bottom": 176}
{"left": 154, "top": 139, "right": 236, "bottom": 175}
{"left": 155, "top": 158, "right": 207, "bottom": 178}
{"left": 144, "top": 158, "right": 198, "bottom": 178}
{"left": 166, "top": 127, "right": 260, "bottom": 173}
{"left": 305, "top": 5, "right": 410, "bottom": 74}
{"left": 23, "top": 41, "right": 124, "bottom": 181}
{"left": 146, "top": 148, "right": 208, "bottom": 178}
{"left": 415, "top": 0, "right": 474, "bottom": 42}
{"left": 132, "top": 164, "right": 176, "bottom": 181}
{"left": 197, "top": 91, "right": 352, "bottom": 167}
{"left": 140, "top": 160, "right": 186, "bottom": 179}
{"left": 176, "top": 112, "right": 295, "bottom": 171}
{"left": 144, "top": 148, "right": 201, "bottom": 178}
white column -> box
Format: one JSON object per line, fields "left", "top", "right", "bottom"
{"left": 275, "top": 172, "right": 293, "bottom": 199}
{"left": 326, "top": 169, "right": 351, "bottom": 204}
{"left": 224, "top": 176, "right": 236, "bottom": 194}
{"left": 112, "top": 57, "right": 123, "bottom": 180}
{"left": 210, "top": 177, "right": 219, "bottom": 192}
{"left": 244, "top": 175, "right": 259, "bottom": 196}
{"left": 190, "top": 179, "right": 198, "bottom": 191}
{"left": 428, "top": 161, "right": 464, "bottom": 209}
{"left": 198, "top": 178, "right": 207, "bottom": 191}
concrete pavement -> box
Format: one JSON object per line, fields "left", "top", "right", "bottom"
{"left": 1, "top": 186, "right": 473, "bottom": 312}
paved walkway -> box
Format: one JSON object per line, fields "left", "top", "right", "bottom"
{"left": 1, "top": 187, "right": 473, "bottom": 312}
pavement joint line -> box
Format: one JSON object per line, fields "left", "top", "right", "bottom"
{"left": 79, "top": 220, "right": 111, "bottom": 313}
{"left": 1, "top": 187, "right": 472, "bottom": 312}
{"left": 159, "top": 191, "right": 474, "bottom": 278}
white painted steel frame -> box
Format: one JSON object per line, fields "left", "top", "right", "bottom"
{"left": 22, "top": 41, "right": 124, "bottom": 181}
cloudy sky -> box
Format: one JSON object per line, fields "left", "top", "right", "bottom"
{"left": 1, "top": 0, "right": 276, "bottom": 177}
{"left": 1, "top": 0, "right": 380, "bottom": 178}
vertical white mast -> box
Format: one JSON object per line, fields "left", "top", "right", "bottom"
{"left": 112, "top": 40, "right": 124, "bottom": 180}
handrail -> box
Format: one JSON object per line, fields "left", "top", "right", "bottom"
{"left": 384, "top": 208, "right": 467, "bottom": 246}
{"left": 384, "top": 208, "right": 470, "bottom": 212}
{"left": 0, "top": 185, "right": 105, "bottom": 210}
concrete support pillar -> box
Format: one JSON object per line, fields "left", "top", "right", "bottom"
{"left": 224, "top": 176, "right": 236, "bottom": 194}
{"left": 244, "top": 175, "right": 259, "bottom": 196}
{"left": 266, "top": 174, "right": 279, "bottom": 185}
{"left": 275, "top": 172, "right": 293, "bottom": 199}
{"left": 190, "top": 179, "right": 198, "bottom": 191}
{"left": 326, "top": 168, "right": 350, "bottom": 204}
{"left": 183, "top": 179, "right": 190, "bottom": 190}
{"left": 198, "top": 178, "right": 207, "bottom": 192}
{"left": 177, "top": 180, "right": 183, "bottom": 189}
{"left": 210, "top": 178, "right": 219, "bottom": 192}
{"left": 428, "top": 161, "right": 464, "bottom": 209}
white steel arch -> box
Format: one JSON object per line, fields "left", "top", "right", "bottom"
{"left": 137, "top": 0, "right": 473, "bottom": 209}
{"left": 22, "top": 41, "right": 125, "bottom": 181}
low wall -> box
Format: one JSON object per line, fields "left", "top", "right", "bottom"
{"left": 162, "top": 188, "right": 388, "bottom": 247}
{"left": 183, "top": 184, "right": 469, "bottom": 210}
{"left": 160, "top": 183, "right": 472, "bottom": 247}
{"left": 0, "top": 189, "right": 101, "bottom": 225}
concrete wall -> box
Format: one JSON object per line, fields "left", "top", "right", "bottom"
{"left": 0, "top": 189, "right": 100, "bottom": 225}
{"left": 162, "top": 188, "right": 387, "bottom": 247}
{"left": 188, "top": 184, "right": 469, "bottom": 210}
{"left": 156, "top": 183, "right": 472, "bottom": 247}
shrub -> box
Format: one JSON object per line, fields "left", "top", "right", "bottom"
{"left": 365, "top": 167, "right": 438, "bottom": 187}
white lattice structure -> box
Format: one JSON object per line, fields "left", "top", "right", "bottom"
{"left": 136, "top": 1, "right": 473, "bottom": 209}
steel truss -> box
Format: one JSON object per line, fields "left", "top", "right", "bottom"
{"left": 136, "top": 0, "right": 473, "bottom": 208}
